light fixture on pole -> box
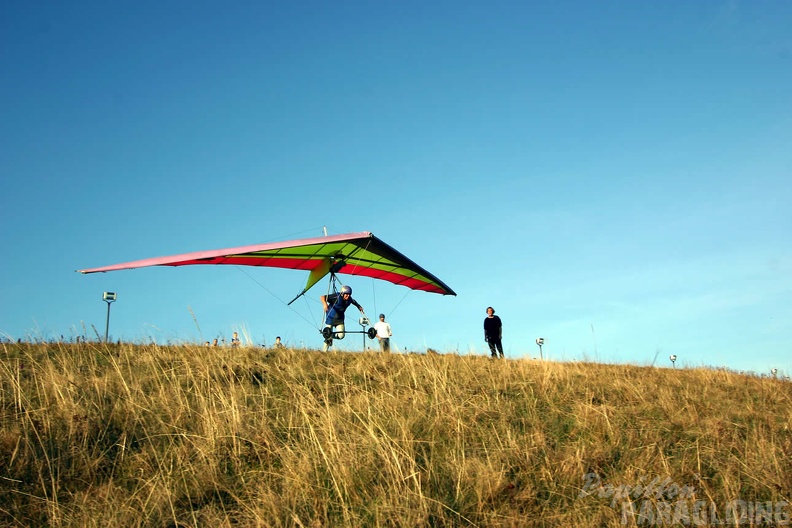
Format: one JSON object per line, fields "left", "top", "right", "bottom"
{"left": 535, "top": 337, "right": 544, "bottom": 360}
{"left": 359, "top": 316, "right": 370, "bottom": 350}
{"left": 102, "top": 291, "right": 117, "bottom": 342}
{"left": 669, "top": 354, "right": 677, "bottom": 368}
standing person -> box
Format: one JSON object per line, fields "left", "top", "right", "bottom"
{"left": 274, "top": 336, "right": 284, "bottom": 348}
{"left": 320, "top": 285, "right": 364, "bottom": 352}
{"left": 231, "top": 332, "right": 240, "bottom": 348}
{"left": 484, "top": 306, "right": 503, "bottom": 358}
{"left": 374, "top": 313, "right": 392, "bottom": 352}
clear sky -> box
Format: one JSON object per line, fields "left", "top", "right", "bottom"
{"left": 2, "top": 1, "right": 790, "bottom": 374}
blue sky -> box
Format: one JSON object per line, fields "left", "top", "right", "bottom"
{"left": 1, "top": 1, "right": 790, "bottom": 374}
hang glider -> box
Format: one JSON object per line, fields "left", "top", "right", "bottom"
{"left": 77, "top": 231, "right": 456, "bottom": 304}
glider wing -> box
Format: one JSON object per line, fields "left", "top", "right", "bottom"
{"left": 78, "top": 231, "right": 456, "bottom": 298}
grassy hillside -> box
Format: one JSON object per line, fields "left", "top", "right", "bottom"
{"left": 1, "top": 342, "right": 790, "bottom": 527}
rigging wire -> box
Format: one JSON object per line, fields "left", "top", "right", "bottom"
{"left": 233, "top": 266, "right": 322, "bottom": 333}
{"left": 371, "top": 279, "right": 377, "bottom": 317}
{"left": 367, "top": 278, "right": 409, "bottom": 318}
{"left": 255, "top": 226, "right": 326, "bottom": 245}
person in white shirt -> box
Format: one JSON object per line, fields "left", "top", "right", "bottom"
{"left": 374, "top": 314, "right": 392, "bottom": 352}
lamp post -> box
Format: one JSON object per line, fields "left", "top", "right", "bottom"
{"left": 535, "top": 337, "right": 544, "bottom": 360}
{"left": 669, "top": 354, "right": 677, "bottom": 368}
{"left": 359, "top": 316, "right": 370, "bottom": 350}
{"left": 102, "top": 292, "right": 117, "bottom": 342}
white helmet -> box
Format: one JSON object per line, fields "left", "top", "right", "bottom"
{"left": 340, "top": 285, "right": 352, "bottom": 295}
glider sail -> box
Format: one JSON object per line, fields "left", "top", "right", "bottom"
{"left": 78, "top": 231, "right": 456, "bottom": 302}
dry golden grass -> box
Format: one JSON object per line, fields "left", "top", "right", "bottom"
{"left": 1, "top": 342, "right": 790, "bottom": 527}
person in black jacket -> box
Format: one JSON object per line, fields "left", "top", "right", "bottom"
{"left": 484, "top": 306, "right": 503, "bottom": 358}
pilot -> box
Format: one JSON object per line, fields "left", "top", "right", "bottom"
{"left": 320, "top": 285, "right": 364, "bottom": 351}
